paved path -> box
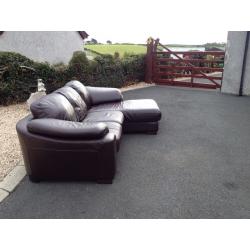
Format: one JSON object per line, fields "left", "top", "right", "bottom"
{"left": 0, "top": 86, "right": 250, "bottom": 218}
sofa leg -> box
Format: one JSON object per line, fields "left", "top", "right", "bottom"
{"left": 97, "top": 179, "right": 113, "bottom": 184}
{"left": 29, "top": 175, "right": 41, "bottom": 183}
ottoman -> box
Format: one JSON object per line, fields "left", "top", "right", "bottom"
{"left": 89, "top": 99, "right": 161, "bottom": 134}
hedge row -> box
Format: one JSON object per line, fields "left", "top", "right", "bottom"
{"left": 0, "top": 51, "right": 145, "bottom": 105}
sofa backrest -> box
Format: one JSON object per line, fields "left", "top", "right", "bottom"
{"left": 55, "top": 86, "right": 88, "bottom": 121}
{"left": 30, "top": 93, "right": 77, "bottom": 121}
{"left": 66, "top": 80, "right": 92, "bottom": 108}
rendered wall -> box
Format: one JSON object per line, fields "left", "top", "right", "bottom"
{"left": 221, "top": 31, "right": 250, "bottom": 96}
{"left": 221, "top": 32, "right": 246, "bottom": 95}
{"left": 242, "top": 36, "right": 250, "bottom": 95}
{"left": 0, "top": 31, "right": 84, "bottom": 64}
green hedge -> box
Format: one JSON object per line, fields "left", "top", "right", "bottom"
{"left": 0, "top": 51, "right": 145, "bottom": 105}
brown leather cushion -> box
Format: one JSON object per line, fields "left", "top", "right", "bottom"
{"left": 86, "top": 86, "right": 123, "bottom": 105}
{"left": 55, "top": 86, "right": 88, "bottom": 121}
{"left": 66, "top": 80, "right": 92, "bottom": 108}
{"left": 89, "top": 99, "right": 161, "bottom": 122}
{"left": 30, "top": 93, "right": 77, "bottom": 121}
{"left": 84, "top": 110, "right": 124, "bottom": 124}
{"left": 27, "top": 119, "right": 109, "bottom": 139}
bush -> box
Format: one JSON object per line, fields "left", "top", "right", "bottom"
{"left": 67, "top": 51, "right": 90, "bottom": 84}
{"left": 0, "top": 52, "right": 37, "bottom": 105}
{"left": 122, "top": 54, "right": 145, "bottom": 82}
{"left": 89, "top": 54, "right": 125, "bottom": 88}
{"left": 34, "top": 62, "right": 60, "bottom": 93}
{"left": 0, "top": 51, "right": 146, "bottom": 105}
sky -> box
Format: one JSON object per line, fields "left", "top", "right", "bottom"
{"left": 2, "top": 0, "right": 250, "bottom": 45}
{"left": 81, "top": 0, "right": 228, "bottom": 45}
{"left": 86, "top": 29, "right": 228, "bottom": 45}
{"left": 77, "top": 0, "right": 232, "bottom": 45}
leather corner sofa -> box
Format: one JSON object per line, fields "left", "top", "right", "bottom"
{"left": 16, "top": 81, "right": 161, "bottom": 183}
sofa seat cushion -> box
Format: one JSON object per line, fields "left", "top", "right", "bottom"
{"left": 89, "top": 99, "right": 161, "bottom": 123}
{"left": 89, "top": 101, "right": 122, "bottom": 112}
{"left": 83, "top": 110, "right": 124, "bottom": 124}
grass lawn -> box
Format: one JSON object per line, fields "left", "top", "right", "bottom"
{"left": 85, "top": 44, "right": 147, "bottom": 57}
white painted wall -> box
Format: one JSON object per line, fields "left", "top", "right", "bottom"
{"left": 221, "top": 31, "right": 250, "bottom": 96}
{"left": 242, "top": 38, "right": 250, "bottom": 95}
{"left": 221, "top": 32, "right": 246, "bottom": 95}
{"left": 0, "top": 31, "right": 84, "bottom": 64}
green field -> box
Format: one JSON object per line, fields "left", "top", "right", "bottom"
{"left": 85, "top": 44, "right": 147, "bottom": 57}
{"left": 85, "top": 43, "right": 225, "bottom": 58}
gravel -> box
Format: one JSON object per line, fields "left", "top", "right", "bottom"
{"left": 0, "top": 103, "right": 29, "bottom": 181}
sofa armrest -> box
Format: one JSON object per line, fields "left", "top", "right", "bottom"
{"left": 27, "top": 118, "right": 109, "bottom": 140}
{"left": 86, "top": 86, "right": 123, "bottom": 105}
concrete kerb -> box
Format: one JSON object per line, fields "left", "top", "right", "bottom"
{"left": 0, "top": 162, "right": 26, "bottom": 203}
{"left": 0, "top": 189, "right": 9, "bottom": 203}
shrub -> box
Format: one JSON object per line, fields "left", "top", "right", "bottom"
{"left": 34, "top": 62, "right": 59, "bottom": 93}
{"left": 90, "top": 54, "right": 124, "bottom": 88}
{"left": 114, "top": 52, "right": 120, "bottom": 60}
{"left": 0, "top": 50, "right": 146, "bottom": 105}
{"left": 67, "top": 51, "right": 90, "bottom": 84}
{"left": 0, "top": 52, "right": 37, "bottom": 105}
{"left": 122, "top": 54, "right": 145, "bottom": 82}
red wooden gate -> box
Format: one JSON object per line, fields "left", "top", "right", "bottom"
{"left": 145, "top": 38, "right": 225, "bottom": 89}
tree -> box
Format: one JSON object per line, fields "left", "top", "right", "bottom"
{"left": 107, "top": 40, "right": 112, "bottom": 44}
{"left": 91, "top": 38, "right": 98, "bottom": 44}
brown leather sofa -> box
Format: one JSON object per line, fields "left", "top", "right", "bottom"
{"left": 16, "top": 81, "right": 161, "bottom": 183}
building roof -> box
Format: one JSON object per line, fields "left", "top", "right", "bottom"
{"left": 78, "top": 31, "right": 89, "bottom": 39}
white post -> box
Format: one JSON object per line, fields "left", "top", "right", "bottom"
{"left": 26, "top": 79, "right": 47, "bottom": 110}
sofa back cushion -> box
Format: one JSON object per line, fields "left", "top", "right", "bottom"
{"left": 66, "top": 80, "right": 92, "bottom": 108}
{"left": 30, "top": 93, "right": 77, "bottom": 121}
{"left": 55, "top": 86, "right": 88, "bottom": 121}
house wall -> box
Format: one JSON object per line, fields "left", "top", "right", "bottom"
{"left": 242, "top": 35, "right": 250, "bottom": 95}
{"left": 221, "top": 31, "right": 250, "bottom": 95}
{"left": 0, "top": 31, "right": 84, "bottom": 64}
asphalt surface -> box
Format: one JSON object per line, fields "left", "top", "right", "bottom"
{"left": 1, "top": 86, "right": 250, "bottom": 218}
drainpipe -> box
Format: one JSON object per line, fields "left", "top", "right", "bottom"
{"left": 239, "top": 31, "right": 249, "bottom": 96}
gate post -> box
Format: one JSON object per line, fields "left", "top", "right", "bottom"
{"left": 153, "top": 38, "right": 160, "bottom": 52}
{"left": 145, "top": 37, "right": 154, "bottom": 83}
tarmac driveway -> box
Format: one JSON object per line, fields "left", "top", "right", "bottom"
{"left": 0, "top": 86, "right": 250, "bottom": 218}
